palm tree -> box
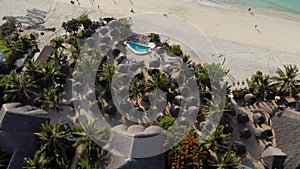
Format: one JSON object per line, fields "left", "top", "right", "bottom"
{"left": 249, "top": 71, "right": 273, "bottom": 98}
{"left": 146, "top": 72, "right": 169, "bottom": 92}
{"left": 200, "top": 125, "right": 231, "bottom": 154}
{"left": 35, "top": 123, "right": 74, "bottom": 169}
{"left": 69, "top": 38, "right": 83, "bottom": 63}
{"left": 71, "top": 123, "right": 108, "bottom": 169}
{"left": 98, "top": 63, "right": 117, "bottom": 90}
{"left": 39, "top": 61, "right": 65, "bottom": 88}
{"left": 0, "top": 149, "right": 11, "bottom": 169}
{"left": 271, "top": 64, "right": 300, "bottom": 96}
{"left": 129, "top": 77, "right": 144, "bottom": 101}
{"left": 24, "top": 151, "right": 50, "bottom": 169}
{"left": 212, "top": 151, "right": 241, "bottom": 169}
{"left": 39, "top": 87, "right": 66, "bottom": 111}
{"left": 2, "top": 71, "right": 39, "bottom": 105}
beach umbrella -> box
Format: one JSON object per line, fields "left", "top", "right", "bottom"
{"left": 135, "top": 72, "right": 144, "bottom": 80}
{"left": 170, "top": 105, "right": 181, "bottom": 117}
{"left": 237, "top": 113, "right": 249, "bottom": 124}
{"left": 90, "top": 23, "right": 98, "bottom": 30}
{"left": 156, "top": 112, "right": 164, "bottom": 122}
{"left": 187, "top": 106, "right": 198, "bottom": 117}
{"left": 84, "top": 29, "right": 93, "bottom": 37}
{"left": 177, "top": 116, "right": 190, "bottom": 127}
{"left": 111, "top": 48, "right": 121, "bottom": 57}
{"left": 173, "top": 95, "right": 184, "bottom": 106}
{"left": 116, "top": 55, "right": 127, "bottom": 64}
{"left": 253, "top": 113, "right": 266, "bottom": 125}
{"left": 266, "top": 91, "right": 276, "bottom": 100}
{"left": 162, "top": 63, "right": 172, "bottom": 73}
{"left": 186, "top": 96, "right": 198, "bottom": 107}
{"left": 232, "top": 141, "right": 246, "bottom": 156}
{"left": 149, "top": 60, "right": 161, "bottom": 68}
{"left": 104, "top": 104, "right": 117, "bottom": 116}
{"left": 166, "top": 92, "right": 176, "bottom": 103}
{"left": 253, "top": 127, "right": 267, "bottom": 139}
{"left": 223, "top": 123, "right": 233, "bottom": 134}
{"left": 73, "top": 82, "right": 83, "bottom": 93}
{"left": 244, "top": 93, "right": 254, "bottom": 104}
{"left": 117, "top": 64, "right": 128, "bottom": 73}
{"left": 99, "top": 27, "right": 109, "bottom": 35}
{"left": 198, "top": 121, "right": 213, "bottom": 132}
{"left": 239, "top": 127, "right": 252, "bottom": 139}
{"left": 147, "top": 68, "right": 160, "bottom": 76}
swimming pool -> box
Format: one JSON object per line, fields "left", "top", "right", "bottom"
{"left": 125, "top": 41, "right": 151, "bottom": 55}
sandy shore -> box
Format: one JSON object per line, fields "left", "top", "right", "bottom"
{"left": 0, "top": 0, "right": 300, "bottom": 80}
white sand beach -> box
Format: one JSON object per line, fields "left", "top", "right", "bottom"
{"left": 1, "top": 0, "right": 300, "bottom": 82}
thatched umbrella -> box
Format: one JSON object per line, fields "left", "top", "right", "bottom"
{"left": 244, "top": 93, "right": 254, "bottom": 104}
{"left": 198, "top": 121, "right": 213, "bottom": 132}
{"left": 253, "top": 113, "right": 266, "bottom": 125}
{"left": 232, "top": 141, "right": 246, "bottom": 156}
{"left": 173, "top": 95, "right": 184, "bottom": 106}
{"left": 239, "top": 127, "right": 252, "bottom": 139}
{"left": 223, "top": 123, "right": 233, "bottom": 134}
{"left": 177, "top": 116, "right": 190, "bottom": 127}
{"left": 116, "top": 55, "right": 127, "bottom": 64}
{"left": 111, "top": 48, "right": 121, "bottom": 58}
{"left": 73, "top": 82, "right": 83, "bottom": 93}
{"left": 149, "top": 60, "right": 161, "bottom": 68}
{"left": 170, "top": 105, "right": 181, "bottom": 117}
{"left": 147, "top": 68, "right": 160, "bottom": 76}
{"left": 117, "top": 64, "right": 128, "bottom": 73}
{"left": 237, "top": 113, "right": 249, "bottom": 124}
{"left": 253, "top": 127, "right": 267, "bottom": 139}
{"left": 104, "top": 104, "right": 117, "bottom": 116}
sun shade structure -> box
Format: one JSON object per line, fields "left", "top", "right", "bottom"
{"left": 237, "top": 113, "right": 249, "bottom": 124}
{"left": 239, "top": 127, "right": 252, "bottom": 139}
{"left": 262, "top": 146, "right": 287, "bottom": 169}
{"left": 232, "top": 141, "right": 246, "bottom": 156}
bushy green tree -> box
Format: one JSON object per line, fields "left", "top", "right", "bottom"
{"left": 77, "top": 14, "right": 92, "bottom": 30}
{"left": 62, "top": 18, "right": 81, "bottom": 34}
{"left": 0, "top": 18, "right": 16, "bottom": 38}
{"left": 170, "top": 45, "right": 182, "bottom": 56}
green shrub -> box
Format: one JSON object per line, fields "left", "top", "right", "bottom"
{"left": 149, "top": 33, "right": 160, "bottom": 43}
{"left": 170, "top": 45, "right": 183, "bottom": 56}
{"left": 159, "top": 116, "right": 175, "bottom": 130}
{"left": 233, "top": 89, "right": 249, "bottom": 100}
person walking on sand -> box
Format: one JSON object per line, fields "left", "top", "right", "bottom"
{"left": 248, "top": 8, "right": 254, "bottom": 15}
{"left": 130, "top": 8, "right": 135, "bottom": 13}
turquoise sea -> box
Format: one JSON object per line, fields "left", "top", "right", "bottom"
{"left": 198, "top": 0, "right": 300, "bottom": 16}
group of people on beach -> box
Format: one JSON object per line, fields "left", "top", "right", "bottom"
{"left": 70, "top": 0, "right": 135, "bottom": 14}
{"left": 248, "top": 8, "right": 261, "bottom": 33}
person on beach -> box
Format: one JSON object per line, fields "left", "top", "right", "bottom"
{"left": 248, "top": 8, "right": 254, "bottom": 15}
{"left": 130, "top": 8, "right": 135, "bottom": 13}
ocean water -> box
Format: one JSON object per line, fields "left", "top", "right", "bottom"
{"left": 197, "top": 0, "right": 300, "bottom": 16}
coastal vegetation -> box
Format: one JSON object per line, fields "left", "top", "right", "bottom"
{"left": 0, "top": 14, "right": 299, "bottom": 169}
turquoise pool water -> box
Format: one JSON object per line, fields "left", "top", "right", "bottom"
{"left": 126, "top": 41, "right": 150, "bottom": 54}
{"left": 198, "top": 0, "right": 300, "bottom": 16}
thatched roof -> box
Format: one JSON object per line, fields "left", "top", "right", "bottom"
{"left": 272, "top": 109, "right": 300, "bottom": 169}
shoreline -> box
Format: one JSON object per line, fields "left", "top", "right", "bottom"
{"left": 196, "top": 0, "right": 300, "bottom": 21}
